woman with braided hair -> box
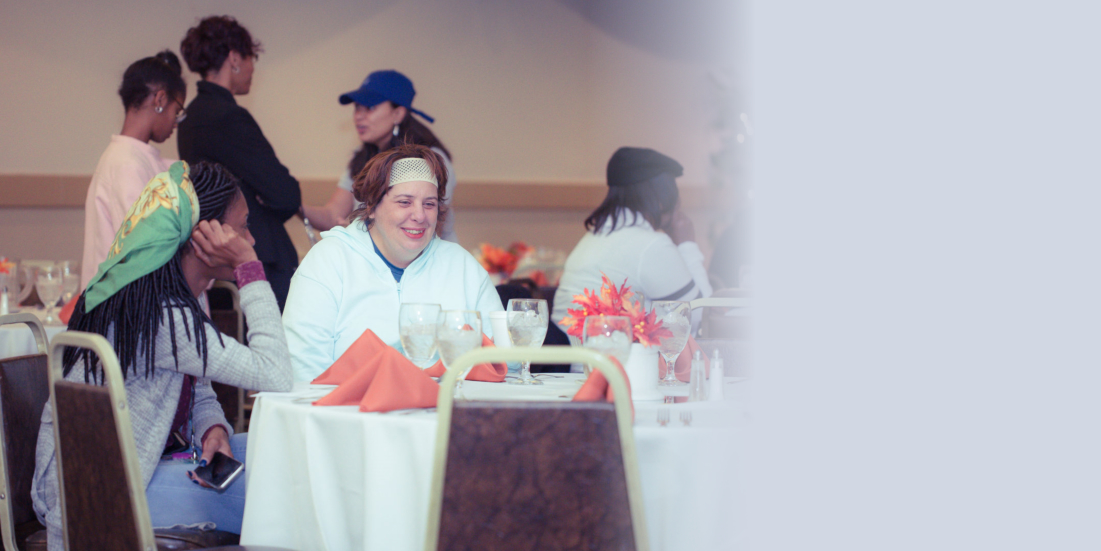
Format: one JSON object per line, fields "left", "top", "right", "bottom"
{"left": 32, "top": 161, "right": 292, "bottom": 550}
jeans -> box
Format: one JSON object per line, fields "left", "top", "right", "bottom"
{"left": 145, "top": 433, "right": 248, "bottom": 533}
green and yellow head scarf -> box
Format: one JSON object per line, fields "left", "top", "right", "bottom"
{"left": 84, "top": 161, "right": 200, "bottom": 310}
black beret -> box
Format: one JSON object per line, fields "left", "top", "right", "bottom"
{"left": 606, "top": 147, "right": 683, "bottom": 187}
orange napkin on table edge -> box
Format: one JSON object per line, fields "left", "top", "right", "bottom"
{"left": 312, "top": 328, "right": 439, "bottom": 412}
{"left": 423, "top": 334, "right": 507, "bottom": 382}
{"left": 58, "top": 294, "right": 79, "bottom": 325}
{"left": 573, "top": 356, "right": 634, "bottom": 419}
{"left": 658, "top": 337, "right": 710, "bottom": 383}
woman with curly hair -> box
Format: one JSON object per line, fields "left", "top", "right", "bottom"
{"left": 177, "top": 15, "right": 302, "bottom": 310}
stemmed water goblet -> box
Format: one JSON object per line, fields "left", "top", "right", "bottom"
{"left": 436, "top": 310, "right": 483, "bottom": 397}
{"left": 506, "top": 299, "right": 548, "bottom": 385}
{"left": 581, "top": 315, "right": 633, "bottom": 382}
{"left": 36, "top": 264, "right": 64, "bottom": 325}
{"left": 60, "top": 260, "right": 80, "bottom": 304}
{"left": 399, "top": 303, "right": 441, "bottom": 369}
{"left": 652, "top": 300, "right": 691, "bottom": 386}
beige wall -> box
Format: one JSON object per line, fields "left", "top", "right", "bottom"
{"left": 0, "top": 0, "right": 747, "bottom": 263}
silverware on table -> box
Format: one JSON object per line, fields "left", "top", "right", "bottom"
{"left": 657, "top": 409, "right": 670, "bottom": 427}
{"left": 679, "top": 411, "right": 692, "bottom": 427}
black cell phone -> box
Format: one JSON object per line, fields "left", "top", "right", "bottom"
{"left": 189, "top": 452, "right": 244, "bottom": 492}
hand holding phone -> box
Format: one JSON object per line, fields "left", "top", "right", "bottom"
{"left": 188, "top": 451, "right": 244, "bottom": 492}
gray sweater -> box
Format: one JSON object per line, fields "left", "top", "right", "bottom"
{"left": 31, "top": 280, "right": 292, "bottom": 550}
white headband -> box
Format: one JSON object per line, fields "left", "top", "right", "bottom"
{"left": 388, "top": 157, "right": 438, "bottom": 188}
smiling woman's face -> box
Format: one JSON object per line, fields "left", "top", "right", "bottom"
{"left": 367, "top": 180, "right": 438, "bottom": 268}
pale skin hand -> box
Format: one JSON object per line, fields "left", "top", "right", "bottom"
{"left": 665, "top": 209, "right": 696, "bottom": 245}
{"left": 190, "top": 219, "right": 257, "bottom": 268}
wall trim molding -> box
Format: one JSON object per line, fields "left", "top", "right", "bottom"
{"left": 1, "top": 174, "right": 710, "bottom": 210}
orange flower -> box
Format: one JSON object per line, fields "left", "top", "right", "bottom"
{"left": 560, "top": 272, "right": 673, "bottom": 347}
{"left": 474, "top": 241, "right": 533, "bottom": 275}
{"left": 0, "top": 257, "right": 14, "bottom": 275}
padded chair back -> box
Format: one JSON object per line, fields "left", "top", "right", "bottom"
{"left": 425, "top": 346, "right": 648, "bottom": 551}
{"left": 0, "top": 313, "right": 49, "bottom": 551}
{"left": 47, "top": 331, "right": 155, "bottom": 551}
{"left": 208, "top": 282, "right": 244, "bottom": 345}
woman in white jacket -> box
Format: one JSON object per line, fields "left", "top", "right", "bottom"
{"left": 283, "top": 144, "right": 501, "bottom": 381}
{"left": 551, "top": 147, "right": 713, "bottom": 340}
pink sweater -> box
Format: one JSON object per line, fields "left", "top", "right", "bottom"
{"left": 80, "top": 135, "right": 174, "bottom": 288}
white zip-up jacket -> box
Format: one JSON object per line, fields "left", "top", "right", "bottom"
{"left": 283, "top": 221, "right": 503, "bottom": 381}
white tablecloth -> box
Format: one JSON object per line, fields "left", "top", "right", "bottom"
{"left": 240, "top": 375, "right": 748, "bottom": 551}
{"left": 0, "top": 308, "right": 66, "bottom": 359}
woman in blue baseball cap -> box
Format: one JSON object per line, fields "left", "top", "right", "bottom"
{"left": 302, "top": 70, "right": 457, "bottom": 242}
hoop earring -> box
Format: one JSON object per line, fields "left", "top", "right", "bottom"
{"left": 392, "top": 124, "right": 400, "bottom": 137}
{"left": 154, "top": 106, "right": 163, "bottom": 114}
{"left": 232, "top": 66, "right": 240, "bottom": 74}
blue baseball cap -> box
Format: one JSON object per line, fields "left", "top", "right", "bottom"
{"left": 338, "top": 70, "right": 435, "bottom": 123}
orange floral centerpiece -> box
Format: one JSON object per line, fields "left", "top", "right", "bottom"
{"left": 560, "top": 273, "right": 672, "bottom": 347}
{"left": 474, "top": 241, "right": 534, "bottom": 280}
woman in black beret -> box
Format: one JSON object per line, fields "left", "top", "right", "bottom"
{"left": 550, "top": 147, "right": 713, "bottom": 343}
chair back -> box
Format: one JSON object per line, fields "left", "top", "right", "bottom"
{"left": 425, "top": 346, "right": 648, "bottom": 551}
{"left": 0, "top": 314, "right": 50, "bottom": 551}
{"left": 208, "top": 281, "right": 244, "bottom": 345}
{"left": 47, "top": 331, "right": 156, "bottom": 551}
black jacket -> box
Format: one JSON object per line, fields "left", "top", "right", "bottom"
{"left": 177, "top": 81, "right": 301, "bottom": 309}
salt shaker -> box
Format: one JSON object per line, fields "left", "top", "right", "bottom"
{"left": 708, "top": 348, "right": 725, "bottom": 401}
{"left": 1, "top": 287, "right": 8, "bottom": 315}
{"left": 688, "top": 349, "right": 708, "bottom": 401}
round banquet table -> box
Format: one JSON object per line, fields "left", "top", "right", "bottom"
{"left": 0, "top": 307, "right": 67, "bottom": 359}
{"left": 239, "top": 374, "right": 749, "bottom": 551}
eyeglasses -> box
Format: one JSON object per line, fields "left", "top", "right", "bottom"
{"left": 173, "top": 98, "right": 187, "bottom": 124}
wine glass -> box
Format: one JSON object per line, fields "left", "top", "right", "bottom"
{"left": 36, "top": 264, "right": 63, "bottom": 325}
{"left": 581, "top": 315, "right": 633, "bottom": 381}
{"left": 437, "top": 310, "right": 483, "bottom": 396}
{"left": 60, "top": 260, "right": 80, "bottom": 304}
{"left": 652, "top": 300, "right": 691, "bottom": 386}
{"left": 398, "top": 303, "right": 441, "bottom": 368}
{"left": 506, "top": 299, "right": 548, "bottom": 385}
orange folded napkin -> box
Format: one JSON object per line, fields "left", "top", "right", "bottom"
{"left": 658, "top": 337, "right": 710, "bottom": 382}
{"left": 312, "top": 328, "right": 440, "bottom": 412}
{"left": 573, "top": 357, "right": 634, "bottom": 419}
{"left": 423, "top": 334, "right": 507, "bottom": 382}
{"left": 312, "top": 329, "right": 390, "bottom": 385}
{"left": 59, "top": 294, "right": 79, "bottom": 325}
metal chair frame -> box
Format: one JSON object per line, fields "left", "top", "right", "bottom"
{"left": 0, "top": 314, "right": 48, "bottom": 551}
{"left": 423, "top": 345, "right": 650, "bottom": 551}
{"left": 47, "top": 331, "right": 158, "bottom": 551}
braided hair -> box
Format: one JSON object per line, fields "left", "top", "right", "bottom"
{"left": 63, "top": 162, "right": 242, "bottom": 382}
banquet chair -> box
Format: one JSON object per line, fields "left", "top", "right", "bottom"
{"left": 425, "top": 346, "right": 649, "bottom": 551}
{"left": 0, "top": 314, "right": 50, "bottom": 551}
{"left": 46, "top": 331, "right": 293, "bottom": 551}
{"left": 690, "top": 292, "right": 750, "bottom": 340}
{"left": 208, "top": 281, "right": 250, "bottom": 433}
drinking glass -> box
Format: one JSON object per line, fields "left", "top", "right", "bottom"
{"left": 581, "top": 315, "right": 633, "bottom": 380}
{"left": 399, "top": 303, "right": 441, "bottom": 368}
{"left": 36, "top": 264, "right": 63, "bottom": 325}
{"left": 437, "top": 310, "right": 483, "bottom": 396}
{"left": 506, "top": 299, "right": 548, "bottom": 385}
{"left": 652, "top": 300, "right": 691, "bottom": 387}
{"left": 60, "top": 260, "right": 80, "bottom": 304}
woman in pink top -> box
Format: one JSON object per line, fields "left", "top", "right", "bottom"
{"left": 80, "top": 50, "right": 188, "bottom": 287}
